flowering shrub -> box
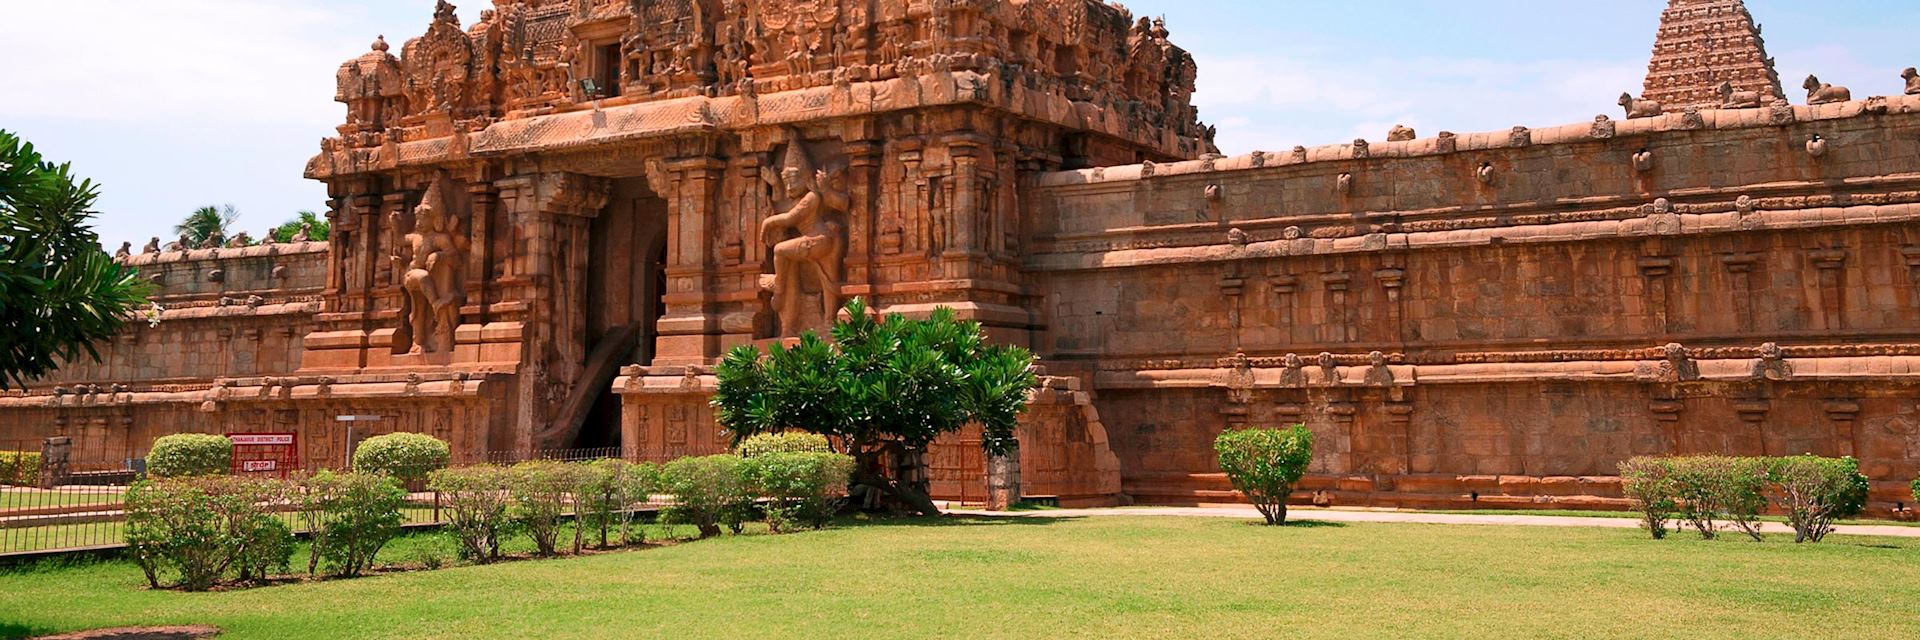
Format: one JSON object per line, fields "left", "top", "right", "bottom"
{"left": 0, "top": 451, "right": 40, "bottom": 486}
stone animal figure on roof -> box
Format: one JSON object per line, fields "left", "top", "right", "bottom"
{"left": 141, "top": 237, "right": 161, "bottom": 254}
{"left": 759, "top": 140, "right": 848, "bottom": 336}
{"left": 1902, "top": 67, "right": 1919, "bottom": 95}
{"left": 1386, "top": 124, "right": 1416, "bottom": 142}
{"left": 1718, "top": 81, "right": 1763, "bottom": 109}
{"left": 391, "top": 189, "right": 468, "bottom": 354}
{"left": 1619, "top": 92, "right": 1662, "bottom": 119}
{"left": 1803, "top": 74, "right": 1851, "bottom": 105}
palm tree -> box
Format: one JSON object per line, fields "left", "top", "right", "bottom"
{"left": 175, "top": 205, "right": 239, "bottom": 248}
{"left": 0, "top": 130, "right": 151, "bottom": 388}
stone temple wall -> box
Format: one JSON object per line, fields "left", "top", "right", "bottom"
{"left": 1025, "top": 97, "right": 1920, "bottom": 510}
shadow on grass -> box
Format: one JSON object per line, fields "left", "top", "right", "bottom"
{"left": 0, "top": 620, "right": 49, "bottom": 639}
{"left": 1265, "top": 519, "right": 1348, "bottom": 528}
{"left": 836, "top": 513, "right": 1087, "bottom": 530}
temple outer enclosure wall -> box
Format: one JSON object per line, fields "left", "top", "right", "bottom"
{"left": 1027, "top": 98, "right": 1920, "bottom": 509}
{"left": 7, "top": 0, "right": 1920, "bottom": 512}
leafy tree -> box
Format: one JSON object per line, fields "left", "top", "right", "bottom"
{"left": 271, "top": 210, "right": 330, "bottom": 243}
{"left": 0, "top": 130, "right": 150, "bottom": 389}
{"left": 1213, "top": 426, "right": 1315, "bottom": 525}
{"left": 712, "top": 298, "right": 1037, "bottom": 516}
{"left": 175, "top": 204, "right": 240, "bottom": 248}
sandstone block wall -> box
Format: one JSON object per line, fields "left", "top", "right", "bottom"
{"left": 1026, "top": 97, "right": 1920, "bottom": 510}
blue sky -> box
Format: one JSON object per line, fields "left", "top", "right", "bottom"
{"left": 3, "top": 0, "right": 1916, "bottom": 248}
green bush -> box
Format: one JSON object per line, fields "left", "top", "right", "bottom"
{"left": 659, "top": 454, "right": 749, "bottom": 538}
{"left": 508, "top": 460, "right": 579, "bottom": 556}
{"left": 1769, "top": 455, "right": 1868, "bottom": 543}
{"left": 1619, "top": 457, "right": 1676, "bottom": 540}
{"left": 744, "top": 451, "right": 856, "bottom": 532}
{"left": 0, "top": 451, "right": 40, "bottom": 486}
{"left": 736, "top": 432, "right": 833, "bottom": 458}
{"left": 296, "top": 471, "right": 406, "bottom": 577}
{"left": 1912, "top": 477, "right": 1919, "bottom": 505}
{"left": 124, "top": 475, "right": 292, "bottom": 591}
{"left": 574, "top": 459, "right": 656, "bottom": 550}
{"left": 146, "top": 434, "right": 232, "bottom": 478}
{"left": 352, "top": 432, "right": 451, "bottom": 482}
{"left": 428, "top": 465, "right": 514, "bottom": 563}
{"left": 1213, "top": 425, "right": 1315, "bottom": 526}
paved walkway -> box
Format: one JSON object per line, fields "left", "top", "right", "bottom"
{"left": 945, "top": 505, "right": 1920, "bottom": 538}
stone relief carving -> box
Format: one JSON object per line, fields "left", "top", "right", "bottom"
{"left": 1806, "top": 133, "right": 1828, "bottom": 158}
{"left": 1386, "top": 125, "right": 1415, "bottom": 142}
{"left": 1656, "top": 343, "right": 1700, "bottom": 382}
{"left": 1753, "top": 342, "right": 1793, "bottom": 380}
{"left": 1802, "top": 74, "right": 1851, "bottom": 105}
{"left": 759, "top": 139, "right": 848, "bottom": 336}
{"left": 391, "top": 184, "right": 469, "bottom": 354}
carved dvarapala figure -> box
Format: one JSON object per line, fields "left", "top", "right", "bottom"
{"left": 391, "top": 193, "right": 467, "bottom": 354}
{"left": 759, "top": 140, "right": 848, "bottom": 335}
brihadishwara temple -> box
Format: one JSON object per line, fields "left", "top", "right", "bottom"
{"left": 10, "top": 0, "right": 1920, "bottom": 511}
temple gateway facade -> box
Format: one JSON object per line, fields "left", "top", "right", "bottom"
{"left": 10, "top": 0, "right": 1920, "bottom": 511}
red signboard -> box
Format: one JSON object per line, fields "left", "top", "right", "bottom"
{"left": 228, "top": 432, "right": 299, "bottom": 477}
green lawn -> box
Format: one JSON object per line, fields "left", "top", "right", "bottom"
{"left": 2, "top": 516, "right": 1918, "bottom": 639}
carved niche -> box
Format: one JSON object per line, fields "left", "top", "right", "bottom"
{"left": 390, "top": 181, "right": 470, "bottom": 355}
{"left": 758, "top": 135, "right": 849, "bottom": 337}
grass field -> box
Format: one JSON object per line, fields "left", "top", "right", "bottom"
{"left": 2, "top": 515, "right": 1918, "bottom": 639}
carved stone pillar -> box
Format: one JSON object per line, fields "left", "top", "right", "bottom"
{"left": 496, "top": 172, "right": 611, "bottom": 454}
{"left": 1808, "top": 248, "right": 1848, "bottom": 330}
{"left": 653, "top": 156, "right": 729, "bottom": 366}
{"left": 844, "top": 138, "right": 882, "bottom": 285}
{"left": 945, "top": 134, "right": 986, "bottom": 258}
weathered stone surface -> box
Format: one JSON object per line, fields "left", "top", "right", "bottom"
{"left": 8, "top": 0, "right": 1920, "bottom": 512}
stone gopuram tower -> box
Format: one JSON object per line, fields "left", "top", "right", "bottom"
{"left": 1641, "top": 0, "right": 1784, "bottom": 111}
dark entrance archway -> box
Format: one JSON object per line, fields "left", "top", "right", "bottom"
{"left": 567, "top": 177, "right": 668, "bottom": 449}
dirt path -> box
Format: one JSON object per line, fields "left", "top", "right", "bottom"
{"left": 945, "top": 505, "right": 1920, "bottom": 538}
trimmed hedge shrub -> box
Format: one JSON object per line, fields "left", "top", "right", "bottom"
{"left": 1622, "top": 454, "right": 1872, "bottom": 543}
{"left": 1620, "top": 457, "right": 1676, "bottom": 539}
{"left": 1213, "top": 425, "right": 1315, "bottom": 525}
{"left": 574, "top": 459, "right": 657, "bottom": 550}
{"left": 508, "top": 461, "right": 578, "bottom": 556}
{"left": 428, "top": 465, "right": 514, "bottom": 563}
{"left": 146, "top": 434, "right": 232, "bottom": 478}
{"left": 744, "top": 451, "right": 855, "bottom": 532}
{"left": 659, "top": 454, "right": 749, "bottom": 538}
{"left": 352, "top": 432, "right": 451, "bottom": 482}
{"left": 124, "top": 475, "right": 292, "bottom": 591}
{"left": 1770, "top": 455, "right": 1868, "bottom": 543}
{"left": 296, "top": 471, "right": 407, "bottom": 577}
{"left": 0, "top": 451, "right": 40, "bottom": 486}
{"left": 736, "top": 432, "right": 832, "bottom": 459}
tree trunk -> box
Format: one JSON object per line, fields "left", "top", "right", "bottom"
{"left": 987, "top": 451, "right": 1020, "bottom": 511}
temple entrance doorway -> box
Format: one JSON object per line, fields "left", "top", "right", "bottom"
{"left": 571, "top": 177, "right": 669, "bottom": 449}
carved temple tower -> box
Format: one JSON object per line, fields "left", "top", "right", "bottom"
{"left": 1641, "top": 0, "right": 1783, "bottom": 111}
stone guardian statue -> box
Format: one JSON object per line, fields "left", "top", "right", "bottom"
{"left": 391, "top": 193, "right": 467, "bottom": 354}
{"left": 759, "top": 140, "right": 848, "bottom": 335}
